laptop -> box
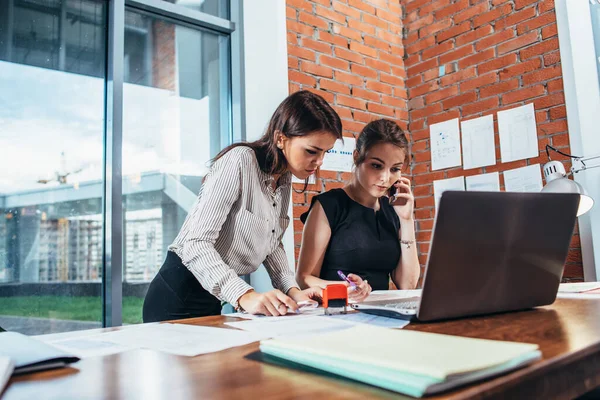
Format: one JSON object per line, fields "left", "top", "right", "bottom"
{"left": 352, "top": 191, "right": 580, "bottom": 322}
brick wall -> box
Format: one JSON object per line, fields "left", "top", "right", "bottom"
{"left": 286, "top": 0, "right": 409, "bottom": 263}
{"left": 286, "top": 0, "right": 583, "bottom": 282}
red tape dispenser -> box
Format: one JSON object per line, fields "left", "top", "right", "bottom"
{"left": 322, "top": 284, "right": 348, "bottom": 315}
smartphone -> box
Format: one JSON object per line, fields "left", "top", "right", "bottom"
{"left": 389, "top": 181, "right": 407, "bottom": 206}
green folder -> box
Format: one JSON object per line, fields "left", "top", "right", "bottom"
{"left": 259, "top": 325, "right": 541, "bottom": 397}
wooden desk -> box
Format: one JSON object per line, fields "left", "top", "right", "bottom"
{"left": 4, "top": 298, "right": 600, "bottom": 400}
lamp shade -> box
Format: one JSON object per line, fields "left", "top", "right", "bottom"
{"left": 541, "top": 177, "right": 594, "bottom": 216}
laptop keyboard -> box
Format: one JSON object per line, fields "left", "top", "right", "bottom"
{"left": 384, "top": 301, "right": 419, "bottom": 310}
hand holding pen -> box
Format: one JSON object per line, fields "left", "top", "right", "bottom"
{"left": 337, "top": 270, "right": 372, "bottom": 302}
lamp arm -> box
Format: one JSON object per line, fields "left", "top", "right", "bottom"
{"left": 572, "top": 155, "right": 600, "bottom": 173}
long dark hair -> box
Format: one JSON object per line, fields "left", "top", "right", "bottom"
{"left": 213, "top": 90, "right": 343, "bottom": 176}
{"left": 355, "top": 119, "right": 409, "bottom": 168}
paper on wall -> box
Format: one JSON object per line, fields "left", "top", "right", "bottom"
{"left": 461, "top": 115, "right": 496, "bottom": 170}
{"left": 430, "top": 118, "right": 462, "bottom": 171}
{"left": 498, "top": 103, "right": 539, "bottom": 163}
{"left": 465, "top": 172, "right": 500, "bottom": 192}
{"left": 433, "top": 176, "right": 465, "bottom": 211}
{"left": 503, "top": 164, "right": 543, "bottom": 192}
{"left": 321, "top": 137, "right": 356, "bottom": 172}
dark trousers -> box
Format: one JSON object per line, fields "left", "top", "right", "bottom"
{"left": 143, "top": 252, "right": 222, "bottom": 323}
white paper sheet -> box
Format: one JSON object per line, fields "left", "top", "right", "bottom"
{"left": 556, "top": 293, "right": 600, "bottom": 300}
{"left": 365, "top": 289, "right": 423, "bottom": 302}
{"left": 498, "top": 103, "right": 539, "bottom": 163}
{"left": 503, "top": 164, "right": 543, "bottom": 192}
{"left": 559, "top": 282, "right": 600, "bottom": 293}
{"left": 323, "top": 313, "right": 410, "bottom": 329}
{"left": 322, "top": 137, "right": 356, "bottom": 172}
{"left": 461, "top": 115, "right": 496, "bottom": 170}
{"left": 225, "top": 307, "right": 325, "bottom": 321}
{"left": 85, "top": 323, "right": 267, "bottom": 357}
{"left": 48, "top": 336, "right": 135, "bottom": 358}
{"left": 225, "top": 316, "right": 355, "bottom": 338}
{"left": 291, "top": 174, "right": 316, "bottom": 184}
{"left": 433, "top": 176, "right": 465, "bottom": 211}
{"left": 466, "top": 172, "right": 500, "bottom": 192}
{"left": 430, "top": 118, "right": 462, "bottom": 170}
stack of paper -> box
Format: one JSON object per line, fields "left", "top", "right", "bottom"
{"left": 260, "top": 325, "right": 541, "bottom": 397}
{"left": 0, "top": 356, "right": 13, "bottom": 395}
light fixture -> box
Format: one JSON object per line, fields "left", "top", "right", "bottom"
{"left": 541, "top": 145, "right": 595, "bottom": 216}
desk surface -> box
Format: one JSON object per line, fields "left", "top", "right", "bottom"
{"left": 4, "top": 298, "right": 600, "bottom": 400}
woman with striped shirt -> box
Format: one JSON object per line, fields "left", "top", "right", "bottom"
{"left": 143, "top": 91, "right": 343, "bottom": 321}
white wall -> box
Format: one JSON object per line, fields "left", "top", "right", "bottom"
{"left": 556, "top": 0, "right": 600, "bottom": 281}
{"left": 241, "top": 0, "right": 294, "bottom": 292}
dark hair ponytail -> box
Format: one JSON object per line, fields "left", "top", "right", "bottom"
{"left": 213, "top": 90, "right": 343, "bottom": 176}
{"left": 355, "top": 119, "right": 409, "bottom": 168}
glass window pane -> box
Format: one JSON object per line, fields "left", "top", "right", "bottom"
{"left": 161, "top": 0, "right": 229, "bottom": 20}
{"left": 0, "top": 0, "right": 106, "bottom": 335}
{"left": 122, "top": 10, "right": 231, "bottom": 324}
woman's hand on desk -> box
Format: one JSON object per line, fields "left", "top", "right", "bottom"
{"left": 346, "top": 274, "right": 372, "bottom": 302}
{"left": 289, "top": 286, "right": 322, "bottom": 303}
{"left": 238, "top": 289, "right": 298, "bottom": 316}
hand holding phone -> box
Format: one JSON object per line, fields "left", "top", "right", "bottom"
{"left": 389, "top": 181, "right": 408, "bottom": 206}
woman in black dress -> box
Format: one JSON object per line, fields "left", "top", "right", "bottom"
{"left": 296, "top": 119, "right": 420, "bottom": 302}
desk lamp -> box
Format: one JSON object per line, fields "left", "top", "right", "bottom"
{"left": 541, "top": 145, "right": 595, "bottom": 216}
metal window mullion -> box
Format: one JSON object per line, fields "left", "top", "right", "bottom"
{"left": 230, "top": 0, "right": 245, "bottom": 144}
{"left": 126, "top": 0, "right": 234, "bottom": 34}
{"left": 103, "top": 0, "right": 125, "bottom": 327}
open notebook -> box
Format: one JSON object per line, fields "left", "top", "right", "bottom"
{"left": 0, "top": 332, "right": 80, "bottom": 374}
{"left": 260, "top": 325, "right": 541, "bottom": 397}
{"left": 0, "top": 356, "right": 14, "bottom": 395}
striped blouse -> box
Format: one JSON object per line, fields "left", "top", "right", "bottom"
{"left": 169, "top": 146, "right": 298, "bottom": 307}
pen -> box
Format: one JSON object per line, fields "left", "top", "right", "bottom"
{"left": 337, "top": 270, "right": 357, "bottom": 287}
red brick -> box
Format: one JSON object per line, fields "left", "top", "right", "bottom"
{"left": 539, "top": 120, "right": 568, "bottom": 135}
{"left": 351, "top": 64, "right": 378, "bottom": 79}
{"left": 544, "top": 51, "right": 561, "bottom": 66}
{"left": 287, "top": 6, "right": 297, "bottom": 19}
{"left": 419, "top": 19, "right": 453, "bottom": 38}
{"left": 476, "top": 29, "right": 515, "bottom": 51}
{"left": 301, "top": 37, "right": 332, "bottom": 54}
{"left": 496, "top": 6, "right": 536, "bottom": 30}
{"left": 365, "top": 57, "right": 391, "bottom": 73}
{"left": 318, "top": 31, "right": 347, "bottom": 48}
{"left": 425, "top": 86, "right": 459, "bottom": 104}
{"left": 454, "top": 1, "right": 490, "bottom": 23}
{"left": 382, "top": 95, "right": 407, "bottom": 108}
{"left": 319, "top": 55, "right": 349, "bottom": 71}
{"left": 377, "top": 29, "right": 403, "bottom": 46}
{"left": 439, "top": 66, "right": 476, "bottom": 86}
{"left": 517, "top": 12, "right": 556, "bottom": 35}
{"left": 473, "top": 3, "right": 512, "bottom": 28}
{"left": 350, "top": 41, "right": 378, "bottom": 58}
{"left": 407, "top": 13, "right": 435, "bottom": 32}
{"left": 419, "top": 0, "right": 453, "bottom": 17}
{"left": 406, "top": 36, "right": 436, "bottom": 54}
{"left": 364, "top": 35, "right": 391, "bottom": 51}
{"left": 413, "top": 171, "right": 445, "bottom": 186}
{"left": 412, "top": 103, "right": 443, "bottom": 121}
{"left": 458, "top": 48, "right": 495, "bottom": 69}
{"left": 320, "top": 79, "right": 350, "bottom": 95}
{"left": 348, "top": 0, "right": 376, "bottom": 14}
{"left": 348, "top": 18, "right": 376, "bottom": 35}
{"left": 405, "top": 0, "right": 431, "bottom": 14}
{"left": 334, "top": 70, "right": 363, "bottom": 86}
{"left": 380, "top": 72, "right": 404, "bottom": 86}
{"left": 305, "top": 87, "right": 334, "bottom": 103}
{"left": 352, "top": 87, "right": 380, "bottom": 102}
{"left": 288, "top": 0, "right": 313, "bottom": 12}
{"left": 478, "top": 53, "right": 518, "bottom": 74}
{"left": 287, "top": 20, "right": 315, "bottom": 36}
{"left": 300, "top": 61, "right": 333, "bottom": 78}
{"left": 442, "top": 91, "right": 478, "bottom": 109}
{"left": 549, "top": 105, "right": 566, "bottom": 119}
{"left": 456, "top": 25, "right": 494, "bottom": 46}
{"left": 406, "top": 75, "right": 423, "bottom": 88}
{"left": 315, "top": 5, "right": 347, "bottom": 24}
{"left": 366, "top": 14, "right": 392, "bottom": 31}
{"left": 499, "top": 58, "right": 542, "bottom": 80}
{"left": 521, "top": 38, "right": 559, "bottom": 60}
{"left": 366, "top": 80, "right": 394, "bottom": 95}
{"left": 379, "top": 51, "right": 404, "bottom": 67}
{"left": 522, "top": 65, "right": 562, "bottom": 85}
{"left": 367, "top": 102, "right": 396, "bottom": 117}
{"left": 422, "top": 41, "right": 454, "bottom": 60}
{"left": 551, "top": 132, "right": 570, "bottom": 146}
{"left": 533, "top": 93, "right": 565, "bottom": 109}
{"left": 288, "top": 70, "right": 317, "bottom": 86}
{"left": 463, "top": 97, "right": 500, "bottom": 116}
{"left": 298, "top": 11, "right": 329, "bottom": 29}
{"left": 332, "top": 25, "right": 362, "bottom": 42}
{"left": 377, "top": 8, "right": 400, "bottom": 24}
{"left": 337, "top": 94, "right": 367, "bottom": 110}
{"left": 288, "top": 45, "right": 316, "bottom": 62}
{"left": 547, "top": 78, "right": 563, "bottom": 93}
{"left": 288, "top": 55, "right": 298, "bottom": 70}
{"left": 333, "top": 47, "right": 362, "bottom": 64}
{"left": 540, "top": 0, "right": 555, "bottom": 13}
{"left": 437, "top": 22, "right": 472, "bottom": 43}
{"left": 502, "top": 84, "right": 546, "bottom": 104}
{"left": 497, "top": 31, "right": 538, "bottom": 55}
{"left": 423, "top": 68, "right": 440, "bottom": 82}
{"left": 331, "top": 0, "right": 361, "bottom": 19}
{"left": 333, "top": 106, "right": 353, "bottom": 120}
{"left": 408, "top": 58, "right": 439, "bottom": 76}
{"left": 460, "top": 73, "right": 498, "bottom": 92}
{"left": 480, "top": 79, "right": 519, "bottom": 98}
{"left": 515, "top": 0, "right": 537, "bottom": 10}
{"left": 542, "top": 23, "right": 558, "bottom": 39}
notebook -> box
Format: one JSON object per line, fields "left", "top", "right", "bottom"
{"left": 0, "top": 356, "right": 14, "bottom": 394}
{"left": 259, "top": 325, "right": 541, "bottom": 397}
{"left": 0, "top": 332, "right": 80, "bottom": 374}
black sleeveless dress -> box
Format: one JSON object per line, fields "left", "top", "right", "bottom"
{"left": 300, "top": 189, "right": 401, "bottom": 290}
